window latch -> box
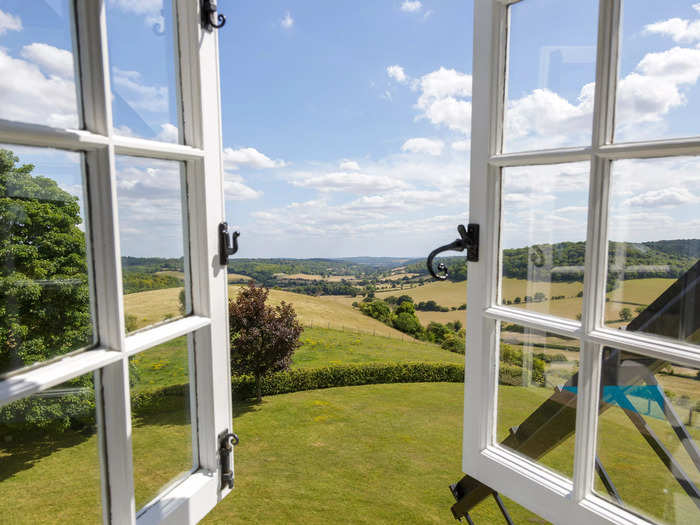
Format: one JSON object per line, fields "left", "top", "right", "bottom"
{"left": 219, "top": 429, "right": 239, "bottom": 490}
{"left": 219, "top": 222, "right": 240, "bottom": 266}
{"left": 426, "top": 224, "right": 479, "bottom": 280}
{"left": 201, "top": 0, "right": 226, "bottom": 31}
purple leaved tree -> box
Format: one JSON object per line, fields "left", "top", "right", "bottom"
{"left": 229, "top": 283, "right": 303, "bottom": 402}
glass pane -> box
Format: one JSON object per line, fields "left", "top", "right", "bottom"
{"left": 116, "top": 156, "right": 188, "bottom": 334}
{"left": 596, "top": 349, "right": 700, "bottom": 524}
{"left": 500, "top": 162, "right": 589, "bottom": 321}
{"left": 0, "top": 1, "right": 79, "bottom": 128}
{"left": 497, "top": 322, "right": 580, "bottom": 478}
{"left": 504, "top": 0, "right": 597, "bottom": 152}
{"left": 130, "top": 336, "right": 193, "bottom": 511}
{"left": 615, "top": 2, "right": 700, "bottom": 142}
{"left": 106, "top": 0, "right": 180, "bottom": 142}
{"left": 0, "top": 372, "right": 102, "bottom": 523}
{"left": 607, "top": 157, "right": 699, "bottom": 346}
{"left": 0, "top": 145, "right": 94, "bottom": 377}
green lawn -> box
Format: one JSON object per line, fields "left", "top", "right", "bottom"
{"left": 293, "top": 327, "right": 462, "bottom": 368}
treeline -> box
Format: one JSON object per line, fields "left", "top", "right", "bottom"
{"left": 283, "top": 281, "right": 360, "bottom": 297}
{"left": 123, "top": 272, "right": 182, "bottom": 295}
{"left": 405, "top": 239, "right": 699, "bottom": 283}
{"left": 122, "top": 256, "right": 184, "bottom": 273}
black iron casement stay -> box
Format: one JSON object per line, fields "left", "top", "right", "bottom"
{"left": 426, "top": 224, "right": 479, "bottom": 280}
{"left": 219, "top": 429, "right": 239, "bottom": 490}
{"left": 219, "top": 222, "right": 240, "bottom": 266}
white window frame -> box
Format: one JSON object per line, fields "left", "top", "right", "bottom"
{"left": 0, "top": 2, "right": 233, "bottom": 524}
{"left": 464, "top": 1, "right": 700, "bottom": 524}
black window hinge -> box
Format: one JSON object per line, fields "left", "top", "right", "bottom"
{"left": 219, "top": 222, "right": 240, "bottom": 266}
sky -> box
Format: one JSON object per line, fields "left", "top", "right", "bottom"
{"left": 0, "top": 0, "right": 698, "bottom": 260}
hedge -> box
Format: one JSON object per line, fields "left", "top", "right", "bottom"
{"left": 231, "top": 362, "right": 465, "bottom": 400}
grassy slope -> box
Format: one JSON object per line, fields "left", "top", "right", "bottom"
{"left": 294, "top": 327, "right": 462, "bottom": 368}
{"left": 124, "top": 286, "right": 407, "bottom": 338}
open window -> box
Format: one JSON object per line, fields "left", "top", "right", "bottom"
{"left": 0, "top": 2, "right": 233, "bottom": 523}
{"left": 456, "top": 1, "right": 700, "bottom": 524}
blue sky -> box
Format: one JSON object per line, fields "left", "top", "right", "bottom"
{"left": 0, "top": 0, "right": 698, "bottom": 260}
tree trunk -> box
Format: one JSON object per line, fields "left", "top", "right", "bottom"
{"left": 255, "top": 373, "right": 262, "bottom": 403}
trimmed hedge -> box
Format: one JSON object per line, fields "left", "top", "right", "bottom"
{"left": 232, "top": 362, "right": 465, "bottom": 399}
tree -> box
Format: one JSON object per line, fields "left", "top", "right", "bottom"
{"left": 619, "top": 307, "right": 633, "bottom": 322}
{"left": 0, "top": 148, "right": 91, "bottom": 374}
{"left": 228, "top": 283, "right": 302, "bottom": 402}
{"left": 393, "top": 312, "right": 423, "bottom": 337}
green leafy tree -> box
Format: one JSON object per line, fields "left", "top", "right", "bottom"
{"left": 392, "top": 312, "right": 423, "bottom": 337}
{"left": 619, "top": 307, "right": 633, "bottom": 322}
{"left": 229, "top": 283, "right": 302, "bottom": 402}
{"left": 0, "top": 148, "right": 91, "bottom": 374}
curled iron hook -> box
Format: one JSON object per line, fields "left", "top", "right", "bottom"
{"left": 202, "top": 0, "right": 227, "bottom": 31}
{"left": 426, "top": 224, "right": 479, "bottom": 280}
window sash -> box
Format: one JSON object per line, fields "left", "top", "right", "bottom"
{"left": 465, "top": 1, "right": 699, "bottom": 524}
{"left": 0, "top": 1, "right": 232, "bottom": 524}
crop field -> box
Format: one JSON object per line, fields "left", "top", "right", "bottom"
{"left": 123, "top": 286, "right": 407, "bottom": 339}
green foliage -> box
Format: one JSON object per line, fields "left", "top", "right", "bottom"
{"left": 392, "top": 312, "right": 423, "bottom": 337}
{"left": 416, "top": 300, "right": 449, "bottom": 312}
{"left": 395, "top": 300, "right": 415, "bottom": 315}
{"left": 231, "top": 362, "right": 465, "bottom": 399}
{"left": 396, "top": 295, "right": 414, "bottom": 305}
{"left": 122, "top": 271, "right": 181, "bottom": 294}
{"left": 500, "top": 344, "right": 545, "bottom": 385}
{"left": 358, "top": 300, "right": 392, "bottom": 324}
{"left": 0, "top": 148, "right": 91, "bottom": 374}
{"left": 426, "top": 322, "right": 450, "bottom": 344}
{"left": 229, "top": 283, "right": 303, "bottom": 401}
{"left": 441, "top": 332, "right": 465, "bottom": 354}
{"left": 619, "top": 307, "right": 633, "bottom": 321}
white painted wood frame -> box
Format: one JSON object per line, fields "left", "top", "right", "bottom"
{"left": 0, "top": 1, "right": 233, "bottom": 524}
{"left": 464, "top": 1, "right": 700, "bottom": 524}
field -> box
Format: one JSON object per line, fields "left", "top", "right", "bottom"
{"left": 124, "top": 286, "right": 407, "bottom": 339}
{"left": 5, "top": 381, "right": 699, "bottom": 524}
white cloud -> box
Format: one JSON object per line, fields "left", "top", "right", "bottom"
{"left": 281, "top": 11, "right": 294, "bottom": 29}
{"left": 20, "top": 43, "right": 74, "bottom": 79}
{"left": 415, "top": 67, "right": 472, "bottom": 133}
{"left": 156, "top": 123, "right": 178, "bottom": 143}
{"left": 401, "top": 137, "right": 444, "bottom": 156}
{"left": 387, "top": 65, "right": 407, "bottom": 83}
{"left": 644, "top": 4, "right": 700, "bottom": 44}
{"left": 224, "top": 172, "right": 262, "bottom": 201}
{"left": 0, "top": 9, "right": 22, "bottom": 35}
{"left": 289, "top": 171, "right": 410, "bottom": 194}
{"left": 622, "top": 187, "right": 697, "bottom": 208}
{"left": 223, "top": 147, "right": 286, "bottom": 169}
{"left": 339, "top": 160, "right": 361, "bottom": 171}
{"left": 112, "top": 67, "right": 168, "bottom": 113}
{"left": 401, "top": 1, "right": 422, "bottom": 13}
{"left": 0, "top": 46, "right": 78, "bottom": 128}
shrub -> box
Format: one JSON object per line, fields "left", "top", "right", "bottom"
{"left": 426, "top": 322, "right": 450, "bottom": 344}
{"left": 441, "top": 333, "right": 465, "bottom": 354}
{"left": 392, "top": 311, "right": 423, "bottom": 336}
{"left": 231, "top": 363, "right": 465, "bottom": 399}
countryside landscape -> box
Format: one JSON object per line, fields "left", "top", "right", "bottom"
{"left": 1, "top": 149, "right": 699, "bottom": 523}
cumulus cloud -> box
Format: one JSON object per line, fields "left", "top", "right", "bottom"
{"left": 281, "top": 11, "right": 294, "bottom": 29}
{"left": 387, "top": 65, "right": 407, "bottom": 83}
{"left": 223, "top": 147, "right": 286, "bottom": 170}
{"left": 156, "top": 123, "right": 178, "bottom": 143}
{"left": 401, "top": 137, "right": 444, "bottom": 156}
{"left": 451, "top": 140, "right": 469, "bottom": 151}
{"left": 20, "top": 43, "right": 74, "bottom": 79}
{"left": 644, "top": 4, "right": 700, "bottom": 44}
{"left": 415, "top": 67, "right": 472, "bottom": 133}
{"left": 401, "top": 1, "right": 422, "bottom": 13}
{"left": 224, "top": 172, "right": 262, "bottom": 201}
{"left": 0, "top": 45, "right": 78, "bottom": 128}
{"left": 0, "top": 9, "right": 22, "bottom": 35}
